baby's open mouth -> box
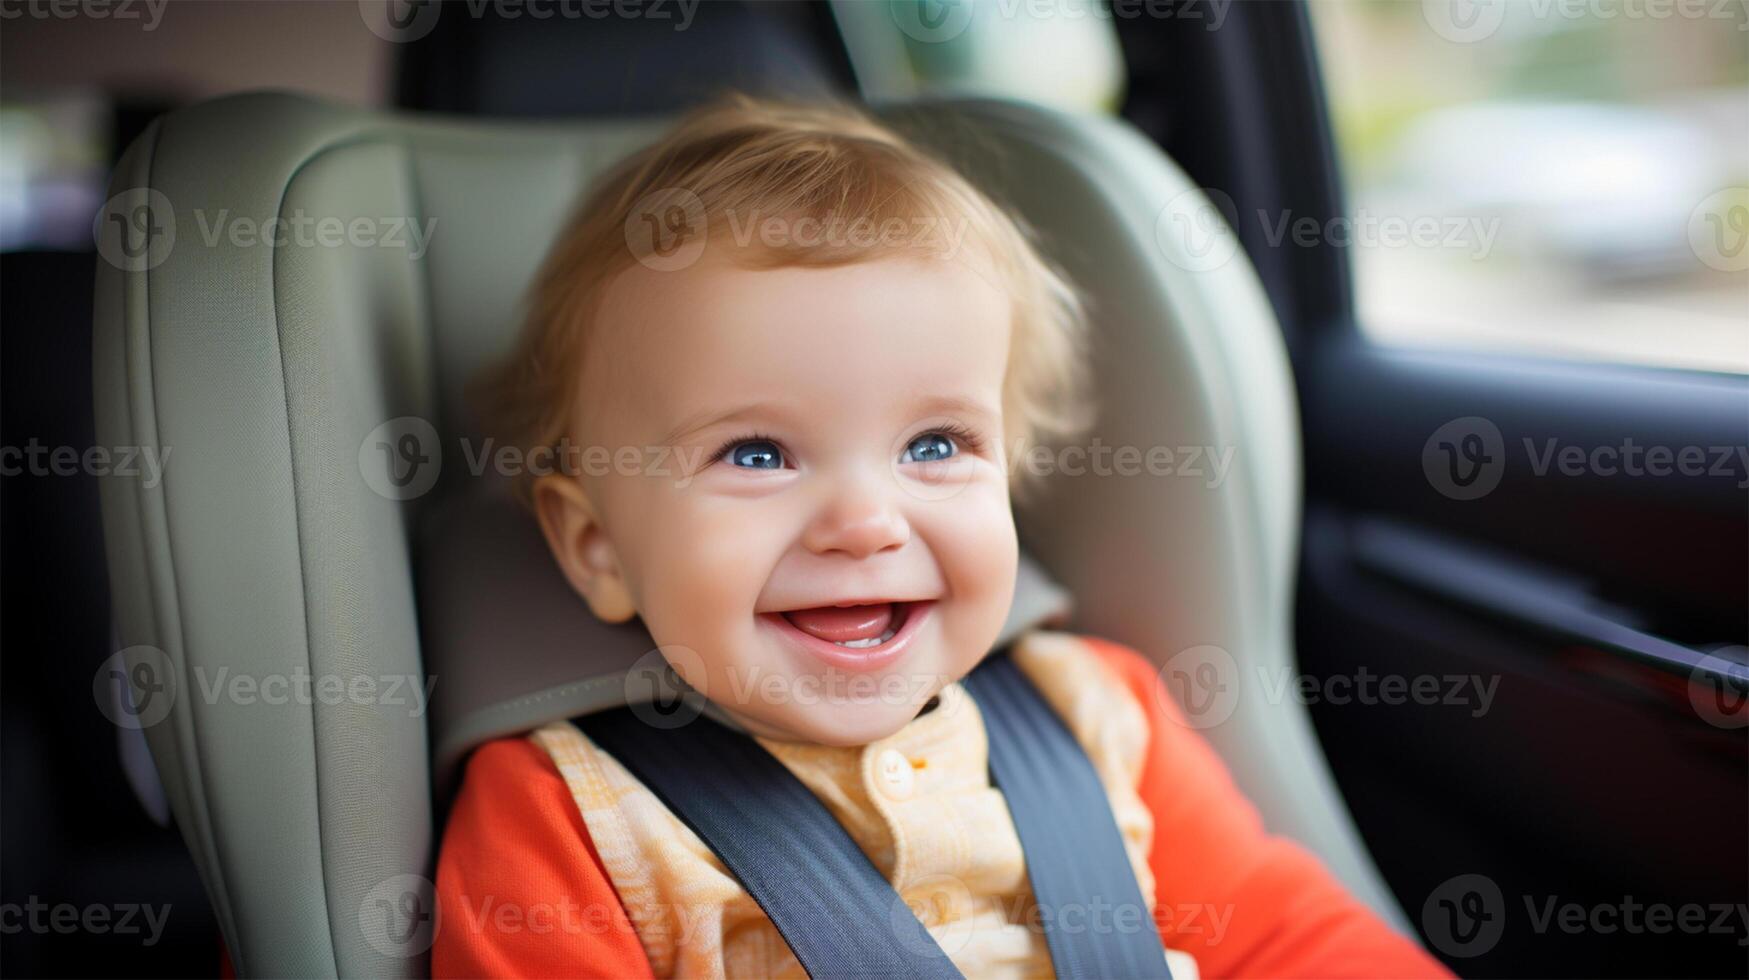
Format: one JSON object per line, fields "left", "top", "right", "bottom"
{"left": 759, "top": 599, "right": 934, "bottom": 671}
{"left": 780, "top": 601, "right": 911, "bottom": 649}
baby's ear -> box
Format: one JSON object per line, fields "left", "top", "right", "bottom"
{"left": 531, "top": 474, "right": 638, "bottom": 623}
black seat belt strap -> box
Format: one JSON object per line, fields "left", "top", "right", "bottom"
{"left": 578, "top": 707, "right": 964, "bottom": 980}
{"left": 961, "top": 651, "right": 1174, "bottom": 979}
{"left": 577, "top": 646, "right": 1172, "bottom": 979}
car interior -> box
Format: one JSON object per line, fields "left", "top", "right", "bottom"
{"left": 3, "top": 2, "right": 1745, "bottom": 978}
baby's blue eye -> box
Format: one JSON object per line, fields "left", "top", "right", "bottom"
{"left": 902, "top": 433, "right": 956, "bottom": 464}
{"left": 728, "top": 440, "right": 784, "bottom": 469}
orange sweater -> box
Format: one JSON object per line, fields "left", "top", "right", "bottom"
{"left": 434, "top": 637, "right": 1451, "bottom": 978}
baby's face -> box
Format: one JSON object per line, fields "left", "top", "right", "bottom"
{"left": 545, "top": 247, "right": 1019, "bottom": 745}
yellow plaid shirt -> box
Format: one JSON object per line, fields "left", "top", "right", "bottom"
{"left": 531, "top": 630, "right": 1200, "bottom": 979}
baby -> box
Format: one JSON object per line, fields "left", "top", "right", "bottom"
{"left": 434, "top": 95, "right": 1449, "bottom": 979}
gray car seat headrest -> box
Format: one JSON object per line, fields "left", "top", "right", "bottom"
{"left": 418, "top": 490, "right": 1072, "bottom": 796}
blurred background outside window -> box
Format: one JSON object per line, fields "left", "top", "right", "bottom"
{"left": 1312, "top": 0, "right": 1749, "bottom": 374}
{"left": 833, "top": 0, "right": 1126, "bottom": 111}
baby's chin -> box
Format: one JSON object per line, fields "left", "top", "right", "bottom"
{"left": 720, "top": 691, "right": 939, "bottom": 748}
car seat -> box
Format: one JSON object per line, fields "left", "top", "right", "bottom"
{"left": 93, "top": 90, "right": 1409, "bottom": 977}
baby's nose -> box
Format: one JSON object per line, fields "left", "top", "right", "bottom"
{"left": 801, "top": 493, "right": 910, "bottom": 559}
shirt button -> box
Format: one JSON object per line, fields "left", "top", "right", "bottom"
{"left": 874, "top": 749, "right": 916, "bottom": 801}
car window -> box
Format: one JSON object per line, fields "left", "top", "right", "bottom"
{"left": 832, "top": 0, "right": 1126, "bottom": 112}
{"left": 1311, "top": 0, "right": 1749, "bottom": 374}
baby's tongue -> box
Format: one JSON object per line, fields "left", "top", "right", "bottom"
{"left": 782, "top": 602, "right": 896, "bottom": 643}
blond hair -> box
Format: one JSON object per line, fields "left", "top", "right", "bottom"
{"left": 475, "top": 93, "right": 1091, "bottom": 500}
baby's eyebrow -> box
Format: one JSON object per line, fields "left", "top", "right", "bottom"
{"left": 660, "top": 394, "right": 1000, "bottom": 446}
{"left": 659, "top": 402, "right": 786, "bottom": 446}
{"left": 911, "top": 394, "right": 1002, "bottom": 425}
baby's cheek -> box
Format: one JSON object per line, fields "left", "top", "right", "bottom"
{"left": 640, "top": 506, "right": 773, "bottom": 636}
{"left": 930, "top": 487, "right": 1019, "bottom": 615}
{"left": 961, "top": 476, "right": 1020, "bottom": 553}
